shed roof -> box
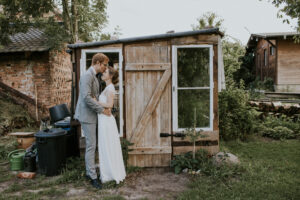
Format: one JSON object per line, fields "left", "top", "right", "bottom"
{"left": 68, "top": 28, "right": 223, "bottom": 49}
{"left": 247, "top": 31, "right": 300, "bottom": 48}
{"left": 0, "top": 28, "right": 49, "bottom": 53}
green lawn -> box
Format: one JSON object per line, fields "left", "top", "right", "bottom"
{"left": 0, "top": 136, "right": 299, "bottom": 199}
{"left": 177, "top": 137, "right": 300, "bottom": 200}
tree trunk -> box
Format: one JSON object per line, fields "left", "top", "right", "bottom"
{"left": 71, "top": 0, "right": 78, "bottom": 43}
{"left": 62, "top": 0, "right": 71, "bottom": 36}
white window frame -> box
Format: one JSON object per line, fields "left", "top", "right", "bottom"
{"left": 80, "top": 48, "right": 124, "bottom": 137}
{"left": 172, "top": 45, "right": 214, "bottom": 132}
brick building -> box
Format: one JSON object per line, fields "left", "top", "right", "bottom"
{"left": 0, "top": 28, "right": 72, "bottom": 117}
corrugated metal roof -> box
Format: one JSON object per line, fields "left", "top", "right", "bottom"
{"left": 68, "top": 28, "right": 223, "bottom": 49}
{"left": 0, "top": 28, "right": 49, "bottom": 53}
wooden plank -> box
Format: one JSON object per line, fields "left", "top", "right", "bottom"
{"left": 129, "top": 154, "right": 170, "bottom": 167}
{"left": 135, "top": 71, "right": 144, "bottom": 147}
{"left": 129, "top": 69, "right": 172, "bottom": 143}
{"left": 144, "top": 72, "right": 153, "bottom": 166}
{"left": 172, "top": 131, "right": 219, "bottom": 142}
{"left": 125, "top": 64, "right": 171, "bottom": 71}
{"left": 173, "top": 145, "right": 219, "bottom": 156}
{"left": 213, "top": 45, "right": 219, "bottom": 131}
{"left": 171, "top": 34, "right": 219, "bottom": 45}
{"left": 151, "top": 71, "right": 161, "bottom": 147}
{"left": 129, "top": 147, "right": 172, "bottom": 154}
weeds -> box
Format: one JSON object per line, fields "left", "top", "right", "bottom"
{"left": 171, "top": 149, "right": 244, "bottom": 182}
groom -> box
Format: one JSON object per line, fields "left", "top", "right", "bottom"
{"left": 74, "top": 53, "right": 111, "bottom": 189}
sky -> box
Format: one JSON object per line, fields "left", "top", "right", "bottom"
{"left": 101, "top": 0, "right": 297, "bottom": 45}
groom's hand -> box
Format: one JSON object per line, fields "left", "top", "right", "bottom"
{"left": 103, "top": 108, "right": 111, "bottom": 116}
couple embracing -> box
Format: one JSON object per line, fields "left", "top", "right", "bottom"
{"left": 74, "top": 53, "right": 126, "bottom": 189}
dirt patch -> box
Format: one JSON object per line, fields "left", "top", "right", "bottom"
{"left": 0, "top": 164, "right": 190, "bottom": 199}
{"left": 108, "top": 168, "right": 190, "bottom": 200}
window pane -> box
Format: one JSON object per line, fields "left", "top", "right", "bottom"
{"left": 178, "top": 89, "right": 210, "bottom": 128}
{"left": 177, "top": 48, "right": 210, "bottom": 87}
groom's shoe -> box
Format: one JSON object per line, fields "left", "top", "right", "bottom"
{"left": 85, "top": 174, "right": 92, "bottom": 181}
{"left": 90, "top": 179, "right": 102, "bottom": 189}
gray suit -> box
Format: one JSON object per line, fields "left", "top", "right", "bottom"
{"left": 74, "top": 67, "right": 103, "bottom": 179}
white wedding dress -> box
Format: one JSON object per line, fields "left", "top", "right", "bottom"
{"left": 98, "top": 84, "right": 126, "bottom": 184}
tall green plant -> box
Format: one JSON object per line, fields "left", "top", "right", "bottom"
{"left": 219, "top": 82, "right": 258, "bottom": 140}
{"left": 184, "top": 108, "right": 205, "bottom": 159}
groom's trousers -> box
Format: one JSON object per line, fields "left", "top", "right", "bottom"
{"left": 81, "top": 122, "right": 97, "bottom": 180}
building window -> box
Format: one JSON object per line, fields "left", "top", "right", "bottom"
{"left": 172, "top": 45, "right": 213, "bottom": 132}
{"left": 264, "top": 49, "right": 268, "bottom": 66}
{"left": 270, "top": 46, "right": 275, "bottom": 56}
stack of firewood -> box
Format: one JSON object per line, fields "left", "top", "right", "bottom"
{"left": 249, "top": 101, "right": 300, "bottom": 117}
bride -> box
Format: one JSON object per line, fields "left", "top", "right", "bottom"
{"left": 96, "top": 66, "right": 126, "bottom": 184}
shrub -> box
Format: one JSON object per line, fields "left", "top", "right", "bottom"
{"left": 171, "top": 149, "right": 243, "bottom": 180}
{"left": 219, "top": 83, "right": 258, "bottom": 141}
{"left": 257, "top": 115, "right": 300, "bottom": 140}
{"left": 120, "top": 137, "right": 133, "bottom": 169}
{"left": 0, "top": 135, "right": 18, "bottom": 160}
{"left": 171, "top": 149, "right": 209, "bottom": 174}
{"left": 249, "top": 77, "right": 274, "bottom": 92}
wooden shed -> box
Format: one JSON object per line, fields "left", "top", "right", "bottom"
{"left": 247, "top": 32, "right": 300, "bottom": 92}
{"left": 68, "top": 28, "right": 225, "bottom": 167}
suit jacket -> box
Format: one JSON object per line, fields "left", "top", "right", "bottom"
{"left": 74, "top": 67, "right": 104, "bottom": 124}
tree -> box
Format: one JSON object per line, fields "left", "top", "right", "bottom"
{"left": 264, "top": 0, "right": 300, "bottom": 32}
{"left": 222, "top": 40, "right": 246, "bottom": 87}
{"left": 192, "top": 12, "right": 225, "bottom": 33}
{"left": 100, "top": 25, "right": 122, "bottom": 41}
{"left": 192, "top": 12, "right": 245, "bottom": 87}
{"left": 0, "top": 0, "right": 108, "bottom": 49}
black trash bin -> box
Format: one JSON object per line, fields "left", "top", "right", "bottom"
{"left": 54, "top": 119, "right": 80, "bottom": 158}
{"left": 35, "top": 128, "right": 67, "bottom": 176}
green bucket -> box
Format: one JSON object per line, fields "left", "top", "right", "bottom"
{"left": 8, "top": 149, "right": 26, "bottom": 171}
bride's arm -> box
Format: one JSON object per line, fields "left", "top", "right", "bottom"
{"left": 97, "top": 90, "right": 114, "bottom": 108}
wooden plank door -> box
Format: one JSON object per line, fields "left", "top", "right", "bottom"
{"left": 125, "top": 42, "right": 172, "bottom": 167}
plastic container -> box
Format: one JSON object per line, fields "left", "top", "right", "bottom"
{"left": 23, "top": 151, "right": 37, "bottom": 172}
{"left": 8, "top": 149, "right": 26, "bottom": 171}
{"left": 54, "top": 119, "right": 80, "bottom": 158}
{"left": 35, "top": 128, "right": 67, "bottom": 176}
{"left": 49, "top": 104, "right": 70, "bottom": 123}
{"left": 54, "top": 118, "right": 71, "bottom": 131}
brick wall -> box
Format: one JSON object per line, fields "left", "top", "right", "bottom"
{"left": 0, "top": 50, "right": 72, "bottom": 118}
{"left": 49, "top": 50, "right": 72, "bottom": 108}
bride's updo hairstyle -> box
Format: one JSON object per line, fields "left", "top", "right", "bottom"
{"left": 108, "top": 66, "right": 119, "bottom": 84}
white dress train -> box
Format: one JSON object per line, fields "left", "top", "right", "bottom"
{"left": 98, "top": 84, "right": 126, "bottom": 184}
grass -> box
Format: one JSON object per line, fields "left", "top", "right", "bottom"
{"left": 177, "top": 137, "right": 300, "bottom": 200}
{"left": 0, "top": 96, "right": 37, "bottom": 135}
{"left": 1, "top": 131, "right": 299, "bottom": 199}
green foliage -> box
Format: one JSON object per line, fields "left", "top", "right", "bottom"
{"left": 177, "top": 138, "right": 300, "bottom": 200}
{"left": 192, "top": 12, "right": 225, "bottom": 32}
{"left": 257, "top": 115, "right": 300, "bottom": 140}
{"left": 0, "top": 135, "right": 18, "bottom": 161}
{"left": 171, "top": 149, "right": 243, "bottom": 181}
{"left": 263, "top": 0, "right": 300, "bottom": 42}
{"left": 120, "top": 137, "right": 133, "bottom": 169}
{"left": 222, "top": 40, "right": 246, "bottom": 87}
{"left": 249, "top": 76, "right": 275, "bottom": 91}
{"left": 100, "top": 25, "right": 122, "bottom": 41}
{"left": 0, "top": 0, "right": 108, "bottom": 49}
{"left": 0, "top": 96, "right": 37, "bottom": 136}
{"left": 74, "top": 0, "right": 108, "bottom": 42}
{"left": 55, "top": 157, "right": 86, "bottom": 184}
{"left": 219, "top": 83, "right": 258, "bottom": 141}
{"left": 233, "top": 49, "right": 256, "bottom": 88}
{"left": 171, "top": 149, "right": 210, "bottom": 174}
